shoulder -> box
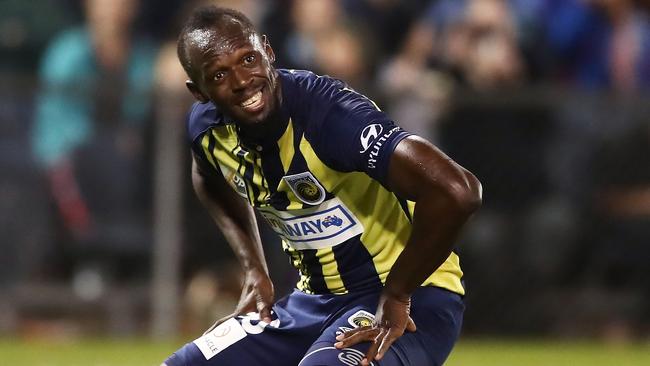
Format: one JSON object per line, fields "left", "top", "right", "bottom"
{"left": 279, "top": 69, "right": 379, "bottom": 128}
{"left": 187, "top": 101, "right": 225, "bottom": 144}
{"left": 278, "top": 69, "right": 347, "bottom": 105}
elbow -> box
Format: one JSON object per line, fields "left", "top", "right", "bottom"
{"left": 447, "top": 171, "right": 483, "bottom": 216}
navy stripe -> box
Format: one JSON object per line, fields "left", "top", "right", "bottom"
{"left": 332, "top": 236, "right": 383, "bottom": 292}
{"left": 397, "top": 196, "right": 412, "bottom": 223}
{"left": 287, "top": 124, "right": 310, "bottom": 176}
{"left": 237, "top": 148, "right": 261, "bottom": 205}
{"left": 301, "top": 249, "right": 330, "bottom": 294}
{"left": 260, "top": 143, "right": 291, "bottom": 210}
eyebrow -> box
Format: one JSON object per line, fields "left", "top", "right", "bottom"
{"left": 200, "top": 45, "right": 258, "bottom": 80}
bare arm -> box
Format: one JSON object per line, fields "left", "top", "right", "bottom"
{"left": 383, "top": 135, "right": 482, "bottom": 299}
{"left": 191, "top": 153, "right": 274, "bottom": 328}
{"left": 336, "top": 135, "right": 482, "bottom": 364}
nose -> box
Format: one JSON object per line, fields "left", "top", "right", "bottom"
{"left": 230, "top": 66, "right": 252, "bottom": 92}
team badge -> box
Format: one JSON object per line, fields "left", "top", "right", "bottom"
{"left": 347, "top": 310, "right": 375, "bottom": 328}
{"left": 282, "top": 172, "right": 326, "bottom": 205}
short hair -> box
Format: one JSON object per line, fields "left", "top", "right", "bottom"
{"left": 177, "top": 6, "right": 257, "bottom": 81}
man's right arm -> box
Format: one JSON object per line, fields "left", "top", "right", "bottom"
{"left": 191, "top": 153, "right": 274, "bottom": 326}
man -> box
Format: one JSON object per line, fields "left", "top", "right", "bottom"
{"left": 163, "top": 6, "right": 481, "bottom": 366}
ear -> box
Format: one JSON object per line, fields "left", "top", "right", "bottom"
{"left": 262, "top": 35, "right": 276, "bottom": 63}
{"left": 186, "top": 80, "right": 209, "bottom": 103}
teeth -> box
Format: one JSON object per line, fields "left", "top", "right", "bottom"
{"left": 241, "top": 91, "right": 262, "bottom": 108}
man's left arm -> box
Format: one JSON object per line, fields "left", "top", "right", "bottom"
{"left": 335, "top": 135, "right": 482, "bottom": 365}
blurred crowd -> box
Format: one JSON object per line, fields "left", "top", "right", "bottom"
{"left": 0, "top": 0, "right": 649, "bottom": 339}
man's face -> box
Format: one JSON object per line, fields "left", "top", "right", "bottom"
{"left": 187, "top": 23, "right": 279, "bottom": 126}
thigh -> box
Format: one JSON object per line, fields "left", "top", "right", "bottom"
{"left": 408, "top": 286, "right": 465, "bottom": 365}
{"left": 298, "top": 287, "right": 464, "bottom": 366}
{"left": 163, "top": 291, "right": 325, "bottom": 366}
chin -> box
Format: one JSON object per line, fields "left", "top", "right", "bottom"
{"left": 237, "top": 111, "right": 270, "bottom": 126}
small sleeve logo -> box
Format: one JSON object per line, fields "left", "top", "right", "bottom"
{"left": 359, "top": 124, "right": 384, "bottom": 153}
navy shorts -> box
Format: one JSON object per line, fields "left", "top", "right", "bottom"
{"left": 163, "top": 286, "right": 464, "bottom": 366}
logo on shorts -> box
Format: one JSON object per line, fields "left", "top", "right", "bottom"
{"left": 338, "top": 348, "right": 374, "bottom": 366}
{"left": 283, "top": 171, "right": 326, "bottom": 205}
{"left": 347, "top": 310, "right": 375, "bottom": 328}
{"left": 336, "top": 326, "right": 354, "bottom": 336}
{"left": 359, "top": 124, "right": 383, "bottom": 153}
{"left": 193, "top": 318, "right": 247, "bottom": 360}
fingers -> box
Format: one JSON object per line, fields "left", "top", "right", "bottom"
{"left": 406, "top": 316, "right": 417, "bottom": 332}
{"left": 373, "top": 327, "right": 401, "bottom": 362}
{"left": 335, "top": 324, "right": 413, "bottom": 365}
{"left": 258, "top": 303, "right": 273, "bottom": 323}
{"left": 202, "top": 312, "right": 237, "bottom": 335}
{"left": 334, "top": 326, "right": 379, "bottom": 349}
{"left": 236, "top": 291, "right": 258, "bottom": 315}
{"left": 361, "top": 329, "right": 385, "bottom": 365}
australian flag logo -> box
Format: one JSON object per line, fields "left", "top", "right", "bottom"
{"left": 322, "top": 215, "right": 343, "bottom": 228}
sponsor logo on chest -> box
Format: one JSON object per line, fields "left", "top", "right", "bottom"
{"left": 259, "top": 197, "right": 364, "bottom": 250}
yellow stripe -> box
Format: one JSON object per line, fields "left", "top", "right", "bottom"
{"left": 316, "top": 247, "right": 347, "bottom": 294}
{"left": 277, "top": 119, "right": 295, "bottom": 172}
{"left": 209, "top": 126, "right": 238, "bottom": 171}
{"left": 284, "top": 241, "right": 312, "bottom": 294}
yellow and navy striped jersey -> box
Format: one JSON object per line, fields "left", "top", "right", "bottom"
{"left": 188, "top": 69, "right": 464, "bottom": 296}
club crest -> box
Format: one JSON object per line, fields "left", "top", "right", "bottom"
{"left": 347, "top": 310, "right": 375, "bottom": 328}
{"left": 282, "top": 172, "right": 326, "bottom": 205}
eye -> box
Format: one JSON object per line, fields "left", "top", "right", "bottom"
{"left": 213, "top": 71, "right": 226, "bottom": 81}
{"left": 243, "top": 54, "right": 256, "bottom": 65}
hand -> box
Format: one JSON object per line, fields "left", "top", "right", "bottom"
{"left": 203, "top": 268, "right": 274, "bottom": 334}
{"left": 334, "top": 291, "right": 417, "bottom": 365}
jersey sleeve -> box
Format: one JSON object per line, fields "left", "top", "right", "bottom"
{"left": 186, "top": 101, "right": 220, "bottom": 170}
{"left": 300, "top": 74, "right": 411, "bottom": 185}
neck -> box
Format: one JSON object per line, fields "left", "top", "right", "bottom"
{"left": 237, "top": 109, "right": 286, "bottom": 145}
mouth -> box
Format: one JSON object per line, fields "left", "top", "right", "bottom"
{"left": 239, "top": 89, "right": 264, "bottom": 113}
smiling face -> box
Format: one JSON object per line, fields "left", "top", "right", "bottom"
{"left": 185, "top": 20, "right": 279, "bottom": 126}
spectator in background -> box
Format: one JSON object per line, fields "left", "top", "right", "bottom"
{"left": 544, "top": 0, "right": 650, "bottom": 91}
{"left": 276, "top": 0, "right": 375, "bottom": 94}
{"left": 341, "top": 0, "right": 432, "bottom": 59}
{"left": 377, "top": 21, "right": 453, "bottom": 141}
{"left": 32, "top": 0, "right": 157, "bottom": 283}
{"left": 378, "top": 0, "right": 527, "bottom": 140}
{"left": 282, "top": 0, "right": 344, "bottom": 70}
{"left": 428, "top": 0, "right": 526, "bottom": 90}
